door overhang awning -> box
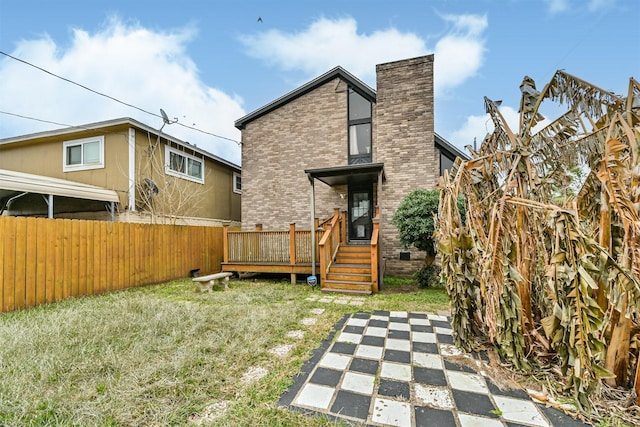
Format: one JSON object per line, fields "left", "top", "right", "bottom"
{"left": 305, "top": 163, "right": 385, "bottom": 186}
{"left": 305, "top": 163, "right": 385, "bottom": 279}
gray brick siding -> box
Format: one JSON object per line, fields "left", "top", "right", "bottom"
{"left": 241, "top": 78, "right": 351, "bottom": 229}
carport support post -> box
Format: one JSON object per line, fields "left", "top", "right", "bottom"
{"left": 109, "top": 202, "right": 115, "bottom": 222}
{"left": 47, "top": 194, "right": 53, "bottom": 218}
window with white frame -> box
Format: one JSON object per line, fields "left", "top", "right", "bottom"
{"left": 165, "top": 145, "right": 204, "bottom": 183}
{"left": 63, "top": 136, "right": 105, "bottom": 171}
{"left": 233, "top": 172, "right": 241, "bottom": 194}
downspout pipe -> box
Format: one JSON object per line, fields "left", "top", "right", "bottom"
{"left": 309, "top": 174, "right": 316, "bottom": 277}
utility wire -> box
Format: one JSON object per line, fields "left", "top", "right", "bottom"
{"left": 0, "top": 111, "right": 78, "bottom": 129}
{"left": 0, "top": 50, "right": 241, "bottom": 145}
{"left": 0, "top": 110, "right": 242, "bottom": 169}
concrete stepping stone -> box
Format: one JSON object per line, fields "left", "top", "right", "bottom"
{"left": 241, "top": 366, "right": 268, "bottom": 384}
{"left": 300, "top": 317, "right": 317, "bottom": 326}
{"left": 269, "top": 344, "right": 294, "bottom": 357}
{"left": 286, "top": 330, "right": 305, "bottom": 339}
{"left": 188, "top": 400, "right": 230, "bottom": 425}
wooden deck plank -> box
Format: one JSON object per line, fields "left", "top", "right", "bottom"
{"left": 222, "top": 262, "right": 313, "bottom": 274}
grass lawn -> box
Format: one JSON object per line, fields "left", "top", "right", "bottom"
{"left": 0, "top": 276, "right": 449, "bottom": 426}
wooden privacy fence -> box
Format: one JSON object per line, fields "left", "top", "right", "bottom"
{"left": 0, "top": 216, "right": 223, "bottom": 313}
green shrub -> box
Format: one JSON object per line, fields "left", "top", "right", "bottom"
{"left": 413, "top": 265, "right": 443, "bottom": 288}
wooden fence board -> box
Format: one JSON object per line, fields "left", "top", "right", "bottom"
{"left": 45, "top": 219, "right": 55, "bottom": 303}
{"left": 91, "top": 220, "right": 101, "bottom": 295}
{"left": 118, "top": 222, "right": 125, "bottom": 289}
{"left": 133, "top": 224, "right": 139, "bottom": 285}
{"left": 106, "top": 222, "right": 114, "bottom": 292}
{"left": 0, "top": 217, "right": 7, "bottom": 311}
{"left": 0, "top": 217, "right": 4, "bottom": 310}
{"left": 35, "top": 218, "right": 47, "bottom": 306}
{"left": 85, "top": 220, "right": 94, "bottom": 296}
{"left": 62, "top": 220, "right": 72, "bottom": 299}
{"left": 78, "top": 220, "right": 87, "bottom": 296}
{"left": 122, "top": 222, "right": 130, "bottom": 289}
{"left": 98, "top": 221, "right": 108, "bottom": 294}
{"left": 71, "top": 220, "right": 80, "bottom": 297}
{"left": 54, "top": 220, "right": 64, "bottom": 302}
{"left": 116, "top": 222, "right": 124, "bottom": 290}
{"left": 4, "top": 216, "right": 16, "bottom": 312}
{"left": 14, "top": 218, "right": 27, "bottom": 309}
{"left": 25, "top": 218, "right": 37, "bottom": 308}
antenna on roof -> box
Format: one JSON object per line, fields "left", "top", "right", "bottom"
{"left": 160, "top": 108, "right": 170, "bottom": 124}
{"left": 159, "top": 108, "right": 177, "bottom": 132}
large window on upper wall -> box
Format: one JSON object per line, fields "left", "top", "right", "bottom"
{"left": 348, "top": 88, "right": 372, "bottom": 164}
{"left": 165, "top": 145, "right": 204, "bottom": 183}
{"left": 63, "top": 136, "right": 104, "bottom": 171}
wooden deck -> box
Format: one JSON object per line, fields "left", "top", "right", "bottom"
{"left": 221, "top": 209, "right": 380, "bottom": 292}
{"left": 221, "top": 222, "right": 321, "bottom": 283}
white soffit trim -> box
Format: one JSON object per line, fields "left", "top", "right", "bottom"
{"left": 0, "top": 169, "right": 119, "bottom": 203}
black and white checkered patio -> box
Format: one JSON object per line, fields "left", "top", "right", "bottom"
{"left": 279, "top": 310, "right": 587, "bottom": 427}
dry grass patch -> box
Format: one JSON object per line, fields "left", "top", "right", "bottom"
{"left": 0, "top": 277, "right": 449, "bottom": 426}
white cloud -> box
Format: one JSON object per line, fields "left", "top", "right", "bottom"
{"left": 0, "top": 17, "right": 243, "bottom": 164}
{"left": 545, "top": 0, "right": 570, "bottom": 14}
{"left": 450, "top": 105, "right": 520, "bottom": 150}
{"left": 239, "top": 17, "right": 427, "bottom": 84}
{"left": 546, "top": 0, "right": 614, "bottom": 14}
{"left": 238, "top": 14, "right": 487, "bottom": 95}
{"left": 433, "top": 14, "right": 487, "bottom": 96}
{"left": 588, "top": 0, "right": 614, "bottom": 11}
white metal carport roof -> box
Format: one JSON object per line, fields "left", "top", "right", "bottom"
{"left": 0, "top": 169, "right": 119, "bottom": 219}
{"left": 0, "top": 169, "right": 119, "bottom": 202}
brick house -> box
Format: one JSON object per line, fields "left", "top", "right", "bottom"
{"left": 230, "top": 55, "right": 466, "bottom": 290}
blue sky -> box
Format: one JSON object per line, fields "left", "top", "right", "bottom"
{"left": 0, "top": 0, "right": 638, "bottom": 165}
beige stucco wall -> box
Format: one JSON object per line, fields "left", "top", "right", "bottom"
{"left": 132, "top": 133, "right": 240, "bottom": 222}
{"left": 0, "top": 123, "right": 240, "bottom": 222}
{"left": 0, "top": 127, "right": 131, "bottom": 206}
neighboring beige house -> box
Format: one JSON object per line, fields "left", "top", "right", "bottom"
{"left": 0, "top": 117, "right": 241, "bottom": 225}
{"left": 234, "top": 54, "right": 468, "bottom": 279}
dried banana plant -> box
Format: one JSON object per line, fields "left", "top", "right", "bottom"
{"left": 436, "top": 72, "right": 640, "bottom": 413}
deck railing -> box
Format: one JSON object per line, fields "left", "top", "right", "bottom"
{"left": 226, "top": 230, "right": 290, "bottom": 263}
{"left": 318, "top": 209, "right": 344, "bottom": 285}
{"left": 224, "top": 223, "right": 322, "bottom": 265}
{"left": 370, "top": 216, "right": 380, "bottom": 293}
{"left": 222, "top": 208, "right": 380, "bottom": 293}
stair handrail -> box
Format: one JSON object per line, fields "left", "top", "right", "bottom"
{"left": 318, "top": 209, "right": 341, "bottom": 286}
{"left": 318, "top": 213, "right": 335, "bottom": 230}
{"left": 370, "top": 212, "right": 380, "bottom": 293}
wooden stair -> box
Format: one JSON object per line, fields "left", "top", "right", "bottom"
{"left": 322, "top": 245, "right": 373, "bottom": 295}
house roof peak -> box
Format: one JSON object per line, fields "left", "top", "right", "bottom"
{"left": 235, "top": 66, "right": 376, "bottom": 130}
